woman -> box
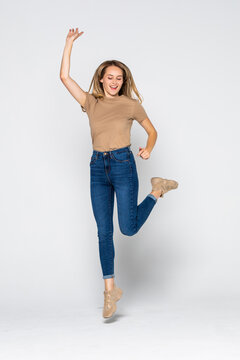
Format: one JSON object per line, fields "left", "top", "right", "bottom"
{"left": 60, "top": 28, "right": 179, "bottom": 319}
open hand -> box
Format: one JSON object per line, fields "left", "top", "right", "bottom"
{"left": 66, "top": 28, "right": 84, "bottom": 42}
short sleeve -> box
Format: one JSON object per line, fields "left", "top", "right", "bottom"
{"left": 132, "top": 100, "right": 148, "bottom": 123}
{"left": 81, "top": 92, "right": 97, "bottom": 113}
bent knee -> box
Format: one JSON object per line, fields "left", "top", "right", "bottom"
{"left": 119, "top": 227, "right": 137, "bottom": 236}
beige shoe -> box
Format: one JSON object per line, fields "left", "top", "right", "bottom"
{"left": 103, "top": 284, "right": 123, "bottom": 318}
{"left": 151, "top": 177, "right": 179, "bottom": 198}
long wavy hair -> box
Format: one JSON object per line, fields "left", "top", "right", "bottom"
{"left": 81, "top": 60, "right": 144, "bottom": 112}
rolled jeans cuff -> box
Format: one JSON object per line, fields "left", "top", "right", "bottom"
{"left": 147, "top": 193, "right": 158, "bottom": 202}
{"left": 103, "top": 274, "right": 115, "bottom": 279}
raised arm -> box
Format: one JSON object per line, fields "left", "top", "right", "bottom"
{"left": 60, "top": 28, "right": 86, "bottom": 107}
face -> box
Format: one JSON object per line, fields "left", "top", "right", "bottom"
{"left": 100, "top": 66, "right": 124, "bottom": 97}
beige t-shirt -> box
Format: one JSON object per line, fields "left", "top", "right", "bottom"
{"left": 81, "top": 93, "right": 148, "bottom": 151}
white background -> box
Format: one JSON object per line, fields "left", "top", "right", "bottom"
{"left": 0, "top": 0, "right": 239, "bottom": 359}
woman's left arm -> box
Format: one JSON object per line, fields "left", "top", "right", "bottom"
{"left": 137, "top": 118, "right": 158, "bottom": 159}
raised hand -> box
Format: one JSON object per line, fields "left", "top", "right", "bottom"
{"left": 66, "top": 28, "right": 84, "bottom": 42}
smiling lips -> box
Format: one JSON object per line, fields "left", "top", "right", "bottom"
{"left": 110, "top": 86, "right": 118, "bottom": 90}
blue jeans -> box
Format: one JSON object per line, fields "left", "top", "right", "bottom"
{"left": 89, "top": 145, "right": 157, "bottom": 279}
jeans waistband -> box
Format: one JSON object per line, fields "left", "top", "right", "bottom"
{"left": 92, "top": 145, "right": 131, "bottom": 156}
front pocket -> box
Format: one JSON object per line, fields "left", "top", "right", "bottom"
{"left": 89, "top": 153, "right": 98, "bottom": 165}
{"left": 111, "top": 151, "right": 130, "bottom": 163}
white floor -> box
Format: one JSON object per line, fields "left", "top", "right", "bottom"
{"left": 0, "top": 295, "right": 240, "bottom": 360}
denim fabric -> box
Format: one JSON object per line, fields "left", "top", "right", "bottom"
{"left": 89, "top": 145, "right": 157, "bottom": 279}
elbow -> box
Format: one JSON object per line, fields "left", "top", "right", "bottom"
{"left": 150, "top": 129, "right": 158, "bottom": 137}
{"left": 60, "top": 74, "right": 68, "bottom": 82}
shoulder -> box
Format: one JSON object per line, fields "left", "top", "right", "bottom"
{"left": 130, "top": 97, "right": 145, "bottom": 109}
{"left": 81, "top": 92, "right": 98, "bottom": 113}
{"left": 131, "top": 97, "right": 148, "bottom": 123}
{"left": 86, "top": 92, "right": 98, "bottom": 102}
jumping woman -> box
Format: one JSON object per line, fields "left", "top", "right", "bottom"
{"left": 60, "top": 28, "right": 179, "bottom": 319}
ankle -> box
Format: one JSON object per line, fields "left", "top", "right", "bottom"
{"left": 150, "top": 190, "right": 162, "bottom": 199}
{"left": 104, "top": 277, "right": 115, "bottom": 291}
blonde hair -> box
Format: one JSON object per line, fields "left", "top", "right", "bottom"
{"left": 81, "top": 59, "right": 144, "bottom": 112}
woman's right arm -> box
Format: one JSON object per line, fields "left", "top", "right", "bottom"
{"left": 60, "top": 28, "right": 86, "bottom": 108}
